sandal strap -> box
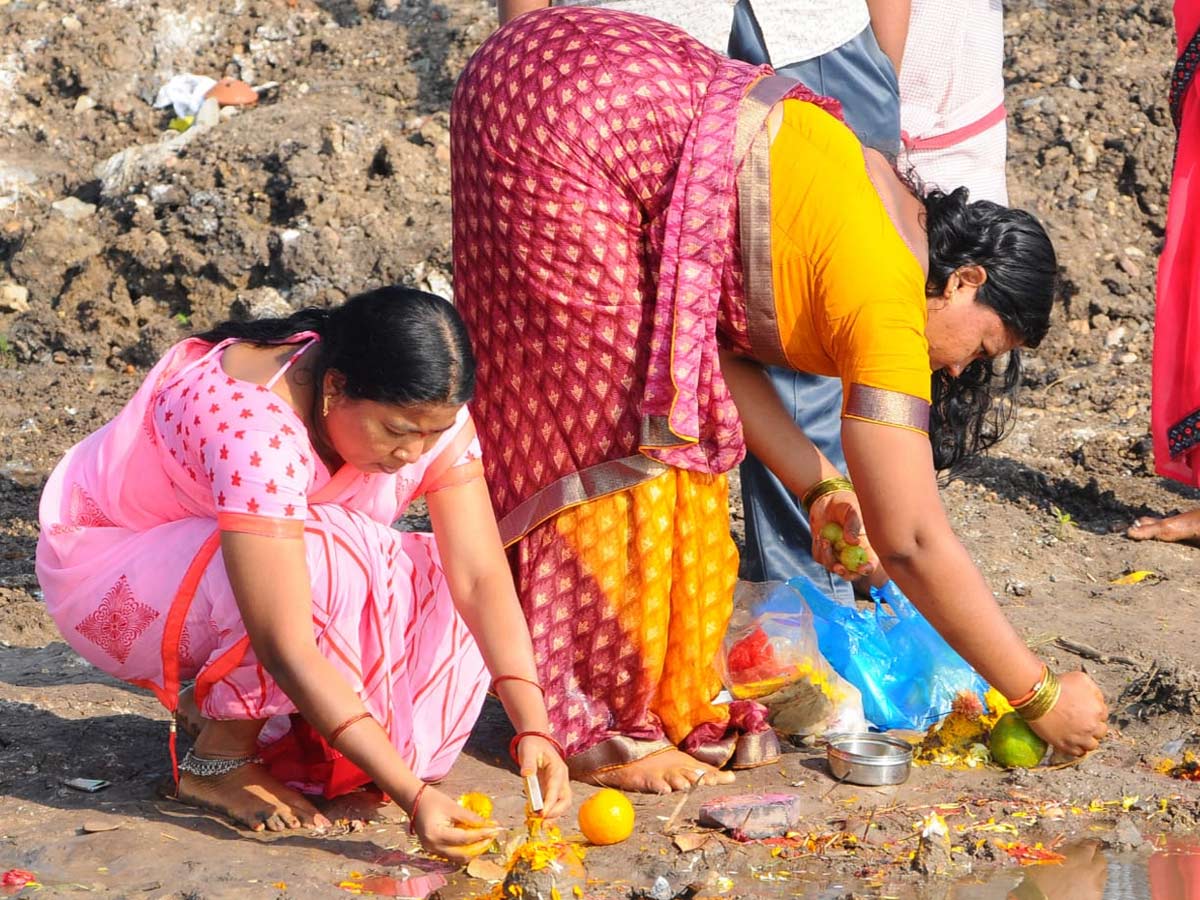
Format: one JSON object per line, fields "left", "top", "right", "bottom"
{"left": 177, "top": 749, "right": 261, "bottom": 778}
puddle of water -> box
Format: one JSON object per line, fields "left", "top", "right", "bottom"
{"left": 951, "top": 839, "right": 1200, "bottom": 900}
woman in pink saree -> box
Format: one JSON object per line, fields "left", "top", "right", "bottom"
{"left": 36, "top": 287, "right": 569, "bottom": 860}
{"left": 1128, "top": 0, "right": 1200, "bottom": 545}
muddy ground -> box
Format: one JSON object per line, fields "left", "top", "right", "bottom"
{"left": 1, "top": 0, "right": 1199, "bottom": 897}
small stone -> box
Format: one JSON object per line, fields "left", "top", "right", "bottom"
{"left": 149, "top": 184, "right": 187, "bottom": 207}
{"left": 1125, "top": 245, "right": 1146, "bottom": 258}
{"left": 502, "top": 851, "right": 586, "bottom": 900}
{"left": 61, "top": 14, "right": 82, "bottom": 30}
{"left": 73, "top": 95, "right": 97, "bottom": 114}
{"left": 1118, "top": 352, "right": 1139, "bottom": 365}
{"left": 195, "top": 96, "right": 220, "bottom": 128}
{"left": 698, "top": 793, "right": 803, "bottom": 840}
{"left": 1104, "top": 325, "right": 1127, "bottom": 348}
{"left": 1067, "top": 318, "right": 1090, "bottom": 335}
{"left": 1118, "top": 256, "right": 1141, "bottom": 277}
{"left": 1067, "top": 75, "right": 1083, "bottom": 89}
{"left": 51, "top": 197, "right": 97, "bottom": 221}
{"left": 231, "top": 286, "right": 292, "bottom": 321}
{"left": 913, "top": 815, "right": 954, "bottom": 876}
{"left": 648, "top": 875, "right": 672, "bottom": 900}
{"left": 1005, "top": 580, "right": 1031, "bottom": 597}
{"left": 1078, "top": 187, "right": 1099, "bottom": 203}
{"left": 0, "top": 282, "right": 30, "bottom": 313}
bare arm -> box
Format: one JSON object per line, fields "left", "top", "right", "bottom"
{"left": 427, "top": 475, "right": 570, "bottom": 814}
{"left": 221, "top": 532, "right": 429, "bottom": 805}
{"left": 841, "top": 418, "right": 1107, "bottom": 755}
{"left": 719, "top": 351, "right": 840, "bottom": 494}
{"left": 222, "top": 532, "right": 502, "bottom": 856}
{"left": 839, "top": 418, "right": 1042, "bottom": 696}
{"left": 865, "top": 0, "right": 910, "bottom": 75}
{"left": 498, "top": 0, "right": 550, "bottom": 25}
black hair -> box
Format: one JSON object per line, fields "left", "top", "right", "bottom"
{"left": 196, "top": 285, "right": 475, "bottom": 409}
{"left": 922, "top": 187, "right": 1058, "bottom": 471}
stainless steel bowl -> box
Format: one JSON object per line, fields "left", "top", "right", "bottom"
{"left": 825, "top": 733, "right": 913, "bottom": 786}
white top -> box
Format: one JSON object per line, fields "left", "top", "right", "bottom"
{"left": 899, "top": 0, "right": 1005, "bottom": 139}
{"left": 551, "top": 0, "right": 738, "bottom": 52}
{"left": 898, "top": 0, "right": 1008, "bottom": 204}
{"left": 756, "top": 1, "right": 871, "bottom": 67}
{"left": 550, "top": 1, "right": 869, "bottom": 62}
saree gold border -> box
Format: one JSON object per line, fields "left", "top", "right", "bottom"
{"left": 566, "top": 737, "right": 676, "bottom": 781}
{"left": 497, "top": 454, "right": 670, "bottom": 548}
{"left": 737, "top": 76, "right": 796, "bottom": 369}
{"left": 844, "top": 383, "right": 931, "bottom": 433}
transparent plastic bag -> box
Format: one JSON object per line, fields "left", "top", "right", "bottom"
{"left": 716, "top": 581, "right": 868, "bottom": 738}
{"left": 787, "top": 576, "right": 988, "bottom": 731}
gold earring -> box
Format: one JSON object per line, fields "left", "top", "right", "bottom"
{"left": 322, "top": 394, "right": 330, "bottom": 417}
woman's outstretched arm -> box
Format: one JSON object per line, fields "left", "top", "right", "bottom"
{"left": 840, "top": 417, "right": 1108, "bottom": 756}
{"left": 427, "top": 475, "right": 571, "bottom": 817}
{"left": 498, "top": 0, "right": 549, "bottom": 25}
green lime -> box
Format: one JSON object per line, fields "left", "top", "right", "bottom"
{"left": 819, "top": 522, "right": 844, "bottom": 543}
{"left": 838, "top": 544, "right": 869, "bottom": 573}
{"left": 989, "top": 712, "right": 1048, "bottom": 768}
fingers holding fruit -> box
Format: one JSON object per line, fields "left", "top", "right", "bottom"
{"left": 810, "top": 493, "right": 877, "bottom": 580}
{"left": 1027, "top": 671, "right": 1109, "bottom": 758}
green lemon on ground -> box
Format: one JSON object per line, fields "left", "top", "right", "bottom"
{"left": 989, "top": 712, "right": 1048, "bottom": 768}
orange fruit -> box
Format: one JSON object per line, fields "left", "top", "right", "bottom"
{"left": 578, "top": 788, "right": 635, "bottom": 845}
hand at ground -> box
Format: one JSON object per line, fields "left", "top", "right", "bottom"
{"left": 1029, "top": 671, "right": 1109, "bottom": 758}
{"left": 411, "top": 787, "right": 501, "bottom": 863}
{"left": 809, "top": 493, "right": 877, "bottom": 580}
{"left": 516, "top": 734, "right": 571, "bottom": 819}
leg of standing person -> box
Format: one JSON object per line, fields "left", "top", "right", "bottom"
{"left": 732, "top": 14, "right": 901, "bottom": 598}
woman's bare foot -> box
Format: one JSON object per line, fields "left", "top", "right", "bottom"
{"left": 580, "top": 748, "right": 736, "bottom": 794}
{"left": 1127, "top": 509, "right": 1200, "bottom": 546}
{"left": 175, "top": 685, "right": 204, "bottom": 738}
{"left": 173, "top": 717, "right": 332, "bottom": 832}
{"left": 176, "top": 763, "right": 331, "bottom": 832}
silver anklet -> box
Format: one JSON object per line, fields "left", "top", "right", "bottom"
{"left": 178, "top": 749, "right": 262, "bottom": 778}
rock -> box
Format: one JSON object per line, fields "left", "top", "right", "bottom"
{"left": 231, "top": 287, "right": 293, "bottom": 322}
{"left": 1118, "top": 352, "right": 1139, "bottom": 365}
{"left": 61, "top": 14, "right": 82, "bottom": 31}
{"left": 423, "top": 268, "right": 454, "bottom": 301}
{"left": 501, "top": 850, "right": 587, "bottom": 900}
{"left": 1118, "top": 255, "right": 1142, "bottom": 277}
{"left": 912, "top": 814, "right": 954, "bottom": 876}
{"left": 148, "top": 184, "right": 187, "bottom": 207}
{"left": 195, "top": 96, "right": 220, "bottom": 129}
{"left": 698, "top": 793, "right": 803, "bottom": 840}
{"left": 73, "top": 95, "right": 96, "bottom": 114}
{"left": 1104, "top": 325, "right": 1127, "bottom": 348}
{"left": 0, "top": 283, "right": 30, "bottom": 313}
{"left": 95, "top": 130, "right": 200, "bottom": 197}
{"left": 51, "top": 197, "right": 97, "bottom": 221}
{"left": 1106, "top": 816, "right": 1149, "bottom": 851}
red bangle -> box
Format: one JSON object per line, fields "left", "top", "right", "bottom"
{"left": 1006, "top": 665, "right": 1048, "bottom": 708}
{"left": 328, "top": 711, "right": 373, "bottom": 748}
{"left": 407, "top": 782, "right": 430, "bottom": 834}
{"left": 492, "top": 675, "right": 545, "bottom": 697}
{"left": 509, "top": 730, "right": 566, "bottom": 767}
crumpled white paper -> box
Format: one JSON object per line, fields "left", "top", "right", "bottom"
{"left": 153, "top": 74, "right": 217, "bottom": 118}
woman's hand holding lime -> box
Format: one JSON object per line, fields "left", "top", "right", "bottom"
{"left": 810, "top": 494, "right": 877, "bottom": 580}
{"left": 411, "top": 787, "right": 501, "bottom": 863}
{"left": 1027, "top": 671, "right": 1109, "bottom": 758}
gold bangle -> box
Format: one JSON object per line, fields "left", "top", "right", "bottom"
{"left": 1014, "top": 669, "right": 1061, "bottom": 722}
{"left": 800, "top": 476, "right": 854, "bottom": 514}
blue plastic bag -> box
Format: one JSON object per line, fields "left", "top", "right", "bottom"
{"left": 781, "top": 577, "right": 988, "bottom": 731}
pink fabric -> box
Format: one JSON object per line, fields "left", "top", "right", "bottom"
{"left": 36, "top": 335, "right": 488, "bottom": 793}
{"left": 451, "top": 7, "right": 839, "bottom": 529}
{"left": 1152, "top": 5, "right": 1200, "bottom": 486}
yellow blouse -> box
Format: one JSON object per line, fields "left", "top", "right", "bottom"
{"left": 768, "top": 98, "right": 931, "bottom": 432}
